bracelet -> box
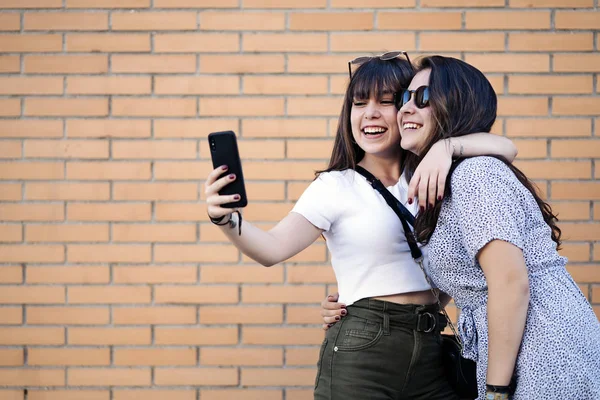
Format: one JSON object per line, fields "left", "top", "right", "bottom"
{"left": 486, "top": 384, "right": 511, "bottom": 394}
{"left": 208, "top": 211, "right": 242, "bottom": 236}
{"left": 485, "top": 393, "right": 509, "bottom": 400}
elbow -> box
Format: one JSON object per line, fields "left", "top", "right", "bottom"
{"left": 507, "top": 140, "right": 518, "bottom": 162}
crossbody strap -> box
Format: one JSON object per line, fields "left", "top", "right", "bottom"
{"left": 353, "top": 166, "right": 462, "bottom": 343}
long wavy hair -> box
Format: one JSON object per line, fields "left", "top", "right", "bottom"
{"left": 411, "top": 56, "right": 562, "bottom": 248}
{"left": 318, "top": 57, "right": 414, "bottom": 175}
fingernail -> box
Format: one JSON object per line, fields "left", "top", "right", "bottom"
{"left": 419, "top": 206, "right": 425, "bottom": 212}
{"left": 437, "top": 195, "right": 442, "bottom": 201}
{"left": 341, "top": 310, "right": 347, "bottom": 316}
{"left": 233, "top": 194, "right": 240, "bottom": 200}
{"left": 340, "top": 305, "right": 346, "bottom": 309}
{"left": 228, "top": 174, "right": 235, "bottom": 180}
{"left": 327, "top": 323, "right": 333, "bottom": 328}
{"left": 335, "top": 316, "right": 341, "bottom": 321}
{"left": 221, "top": 165, "right": 228, "bottom": 171}
{"left": 408, "top": 198, "right": 413, "bottom": 205}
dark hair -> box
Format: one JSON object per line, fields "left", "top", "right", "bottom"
{"left": 412, "top": 56, "right": 562, "bottom": 248}
{"left": 318, "top": 57, "right": 414, "bottom": 174}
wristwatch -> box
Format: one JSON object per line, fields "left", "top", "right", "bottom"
{"left": 485, "top": 393, "right": 509, "bottom": 400}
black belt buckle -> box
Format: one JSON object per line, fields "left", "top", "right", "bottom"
{"left": 417, "top": 312, "right": 437, "bottom": 333}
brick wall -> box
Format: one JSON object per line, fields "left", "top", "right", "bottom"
{"left": 0, "top": 0, "right": 598, "bottom": 399}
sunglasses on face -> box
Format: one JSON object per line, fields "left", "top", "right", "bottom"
{"left": 397, "top": 85, "right": 430, "bottom": 109}
{"left": 348, "top": 50, "right": 412, "bottom": 79}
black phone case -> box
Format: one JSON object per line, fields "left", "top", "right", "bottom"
{"left": 208, "top": 130, "right": 248, "bottom": 208}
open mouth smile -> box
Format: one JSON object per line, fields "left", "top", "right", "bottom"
{"left": 362, "top": 126, "right": 387, "bottom": 135}
{"left": 402, "top": 122, "right": 422, "bottom": 131}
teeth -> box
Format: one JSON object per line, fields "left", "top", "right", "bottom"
{"left": 403, "top": 123, "right": 421, "bottom": 130}
{"left": 363, "top": 127, "right": 386, "bottom": 134}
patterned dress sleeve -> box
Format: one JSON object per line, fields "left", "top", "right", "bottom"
{"left": 449, "top": 156, "right": 526, "bottom": 262}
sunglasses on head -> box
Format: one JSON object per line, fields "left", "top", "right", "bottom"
{"left": 348, "top": 50, "right": 412, "bottom": 79}
{"left": 397, "top": 85, "right": 430, "bottom": 109}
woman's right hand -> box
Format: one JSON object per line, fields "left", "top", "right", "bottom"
{"left": 205, "top": 165, "right": 241, "bottom": 220}
{"left": 320, "top": 292, "right": 347, "bottom": 330}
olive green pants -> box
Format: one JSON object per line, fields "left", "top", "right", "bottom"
{"left": 314, "top": 298, "right": 459, "bottom": 400}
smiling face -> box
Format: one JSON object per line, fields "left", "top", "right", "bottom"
{"left": 398, "top": 68, "right": 433, "bottom": 156}
{"left": 350, "top": 91, "right": 402, "bottom": 160}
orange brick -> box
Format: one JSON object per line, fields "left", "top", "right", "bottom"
{"left": 592, "top": 286, "right": 600, "bottom": 302}
{"left": 201, "top": 390, "right": 282, "bottom": 400}
{"left": 0, "top": 183, "right": 21, "bottom": 201}
{"left": 112, "top": 55, "right": 196, "bottom": 73}
{"left": 203, "top": 140, "right": 284, "bottom": 159}
{"left": 67, "top": 33, "right": 150, "bottom": 52}
{"left": 113, "top": 306, "right": 196, "bottom": 325}
{"left": 0, "top": 13, "right": 19, "bottom": 30}
{"left": 0, "top": 307, "right": 23, "bottom": 325}
{"left": 29, "top": 390, "right": 109, "bottom": 400}
{"left": 155, "top": 33, "right": 239, "bottom": 53}
{"left": 242, "top": 119, "right": 328, "bottom": 138}
{"left": 200, "top": 306, "right": 283, "bottom": 324}
{"left": 67, "top": 120, "right": 150, "bottom": 138}
{"left": 112, "top": 12, "right": 196, "bottom": 30}
{"left": 67, "top": 203, "right": 151, "bottom": 222}
{"left": 29, "top": 349, "right": 109, "bottom": 366}
{"left": 595, "top": 203, "right": 600, "bottom": 221}
{"left": 200, "top": 11, "right": 285, "bottom": 30}
{"left": 568, "top": 265, "right": 600, "bottom": 283}
{"left": 0, "top": 349, "right": 23, "bottom": 366}
{"left": 25, "top": 139, "right": 108, "bottom": 159}
{"left": 466, "top": 11, "right": 550, "bottom": 29}
{"left": 68, "top": 286, "right": 150, "bottom": 304}
{"left": 68, "top": 328, "right": 151, "bottom": 345}
{"left": 509, "top": 75, "right": 592, "bottom": 94}
{"left": 200, "top": 97, "right": 284, "bottom": 117}
{"left": 67, "top": 244, "right": 151, "bottom": 263}
{"left": 288, "top": 97, "right": 343, "bottom": 117}
{"left": 67, "top": 77, "right": 150, "bottom": 95}
{"left": 26, "top": 224, "right": 109, "bottom": 242}
{"left": 287, "top": 305, "right": 322, "bottom": 324}
{"left": 0, "top": 327, "right": 64, "bottom": 345}
{"left": 155, "top": 76, "right": 239, "bottom": 95}
{"left": 0, "top": 162, "right": 64, "bottom": 180}
{"left": 0, "top": 121, "right": 63, "bottom": 139}
{"left": 379, "top": 11, "right": 460, "bottom": 30}
{"left": 561, "top": 223, "right": 600, "bottom": 241}
{"left": 243, "top": 76, "right": 327, "bottom": 95}
{"left": 244, "top": 0, "right": 325, "bottom": 7}
{"left": 155, "top": 368, "right": 237, "bottom": 386}
{"left": 509, "top": 33, "right": 593, "bottom": 51}
{"left": 155, "top": 327, "right": 238, "bottom": 345}
{"left": 25, "top": 98, "right": 108, "bottom": 117}
{"left": 68, "top": 368, "right": 151, "bottom": 386}
{"left": 290, "top": 12, "right": 373, "bottom": 31}
{"left": 114, "top": 349, "right": 196, "bottom": 366}
{"left": 243, "top": 33, "right": 327, "bottom": 52}
{"left": 26, "top": 183, "right": 110, "bottom": 201}
{"left": 113, "top": 98, "right": 196, "bottom": 117}
{"left": 287, "top": 139, "right": 333, "bottom": 159}
{"left": 553, "top": 98, "right": 600, "bottom": 116}
{"left": 27, "top": 306, "right": 109, "bottom": 325}
{"left": 0, "top": 34, "right": 61, "bottom": 52}
{"left": 287, "top": 265, "right": 336, "bottom": 283}
{"left": 26, "top": 266, "right": 109, "bottom": 284}
{"left": 155, "top": 0, "right": 238, "bottom": 6}
{"left": 286, "top": 347, "right": 319, "bottom": 366}
{"left": 331, "top": 33, "right": 416, "bottom": 52}
{"left": 420, "top": 33, "right": 504, "bottom": 51}
{"left": 112, "top": 223, "right": 196, "bottom": 242}
{"left": 200, "top": 265, "right": 283, "bottom": 283}
{"left": 112, "top": 140, "right": 196, "bottom": 159}
{"left": 24, "top": 55, "right": 108, "bottom": 74}
{"left": 155, "top": 243, "right": 239, "bottom": 262}
{"left": 243, "top": 327, "right": 323, "bottom": 345}
{"left": 113, "top": 265, "right": 197, "bottom": 283}
{"left": 0, "top": 55, "right": 19, "bottom": 72}
{"left": 114, "top": 390, "right": 195, "bottom": 400}
{"left": 155, "top": 202, "right": 208, "bottom": 220}
{"left": 550, "top": 201, "right": 590, "bottom": 221}
{"left": 0, "top": 265, "right": 22, "bottom": 283}
{"left": 506, "top": 118, "right": 591, "bottom": 137}
{"left": 423, "top": 0, "right": 502, "bottom": 5}
{"left": 155, "top": 285, "right": 238, "bottom": 304}
{"left": 554, "top": 54, "right": 600, "bottom": 72}
{"left": 243, "top": 161, "right": 325, "bottom": 180}
{"left": 0, "top": 204, "right": 63, "bottom": 222}
{"left": 551, "top": 139, "right": 600, "bottom": 158}
{"left": 242, "top": 285, "right": 325, "bottom": 304}
{"left": 200, "top": 55, "right": 285, "bottom": 73}
{"left": 556, "top": 11, "right": 600, "bottom": 29}
{"left": 465, "top": 54, "right": 549, "bottom": 73}
{"left": 24, "top": 12, "right": 108, "bottom": 30}
{"left": 0, "top": 99, "right": 20, "bottom": 116}
{"left": 202, "top": 348, "right": 282, "bottom": 366}
{"left": 510, "top": 0, "right": 592, "bottom": 6}
{"left": 241, "top": 368, "right": 316, "bottom": 386}
{"left": 0, "top": 369, "right": 65, "bottom": 387}
{"left": 0, "top": 0, "right": 61, "bottom": 7}
{"left": 246, "top": 183, "right": 286, "bottom": 201}
{"left": 67, "top": 0, "right": 149, "bottom": 7}
{"left": 552, "top": 182, "right": 600, "bottom": 200}
{"left": 497, "top": 96, "right": 548, "bottom": 116}
{"left": 0, "top": 141, "right": 21, "bottom": 159}
{"left": 558, "top": 243, "right": 591, "bottom": 262}
{"left": 0, "top": 77, "right": 62, "bottom": 96}
{"left": 154, "top": 119, "right": 237, "bottom": 138}
{"left": 66, "top": 161, "right": 150, "bottom": 180}
{"left": 515, "top": 160, "right": 590, "bottom": 179}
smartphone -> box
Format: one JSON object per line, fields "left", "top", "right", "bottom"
{"left": 208, "top": 130, "right": 248, "bottom": 208}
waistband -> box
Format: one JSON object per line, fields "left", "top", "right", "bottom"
{"left": 350, "top": 298, "right": 447, "bottom": 333}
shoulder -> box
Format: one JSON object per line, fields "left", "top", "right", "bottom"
{"left": 451, "top": 156, "right": 514, "bottom": 187}
{"left": 315, "top": 169, "right": 356, "bottom": 189}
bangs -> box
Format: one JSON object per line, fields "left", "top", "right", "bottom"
{"left": 349, "top": 58, "right": 412, "bottom": 100}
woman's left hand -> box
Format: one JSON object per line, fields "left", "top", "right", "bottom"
{"left": 408, "top": 139, "right": 453, "bottom": 210}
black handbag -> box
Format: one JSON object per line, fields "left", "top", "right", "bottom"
{"left": 355, "top": 166, "right": 478, "bottom": 400}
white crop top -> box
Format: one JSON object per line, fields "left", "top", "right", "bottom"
{"left": 292, "top": 169, "right": 432, "bottom": 305}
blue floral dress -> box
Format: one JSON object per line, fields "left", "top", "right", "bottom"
{"left": 427, "top": 157, "right": 600, "bottom": 400}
